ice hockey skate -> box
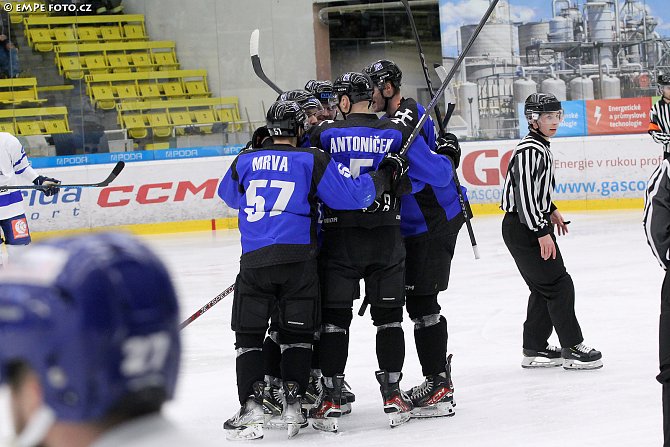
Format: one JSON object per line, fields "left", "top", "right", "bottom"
{"left": 561, "top": 343, "right": 603, "bottom": 370}
{"left": 341, "top": 380, "right": 356, "bottom": 415}
{"left": 522, "top": 345, "right": 564, "bottom": 368}
{"left": 302, "top": 371, "right": 322, "bottom": 410}
{"left": 224, "top": 381, "right": 265, "bottom": 441}
{"left": 376, "top": 370, "right": 413, "bottom": 427}
{"left": 309, "top": 374, "right": 343, "bottom": 433}
{"left": 407, "top": 355, "right": 455, "bottom": 418}
{"left": 281, "top": 381, "right": 307, "bottom": 438}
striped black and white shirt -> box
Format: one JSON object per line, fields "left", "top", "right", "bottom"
{"left": 649, "top": 99, "right": 670, "bottom": 155}
{"left": 500, "top": 131, "right": 556, "bottom": 237}
{"left": 644, "top": 159, "right": 670, "bottom": 270}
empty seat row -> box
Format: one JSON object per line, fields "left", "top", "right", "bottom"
{"left": 85, "top": 70, "right": 210, "bottom": 109}
{"left": 0, "top": 107, "right": 70, "bottom": 136}
{"left": 0, "top": 78, "right": 47, "bottom": 105}
{"left": 116, "top": 98, "right": 241, "bottom": 139}
{"left": 55, "top": 41, "right": 179, "bottom": 80}
{"left": 25, "top": 14, "right": 147, "bottom": 52}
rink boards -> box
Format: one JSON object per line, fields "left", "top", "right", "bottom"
{"left": 25, "top": 133, "right": 658, "bottom": 235}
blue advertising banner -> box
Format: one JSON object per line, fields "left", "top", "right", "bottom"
{"left": 517, "top": 100, "right": 586, "bottom": 138}
{"left": 31, "top": 144, "right": 244, "bottom": 169}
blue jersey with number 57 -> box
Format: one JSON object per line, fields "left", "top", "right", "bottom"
{"left": 218, "top": 143, "right": 378, "bottom": 267}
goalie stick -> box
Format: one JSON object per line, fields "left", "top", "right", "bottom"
{"left": 179, "top": 283, "right": 235, "bottom": 330}
{"left": 1, "top": 161, "right": 125, "bottom": 191}
{"left": 401, "top": 0, "right": 481, "bottom": 259}
{"left": 250, "top": 29, "right": 283, "bottom": 95}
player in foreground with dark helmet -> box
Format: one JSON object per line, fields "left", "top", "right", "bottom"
{"left": 501, "top": 93, "right": 602, "bottom": 371}
{"left": 307, "top": 71, "right": 457, "bottom": 430}
{"left": 0, "top": 232, "right": 213, "bottom": 447}
{"left": 364, "top": 59, "right": 467, "bottom": 418}
{"left": 649, "top": 73, "right": 670, "bottom": 159}
{"left": 218, "top": 100, "right": 404, "bottom": 439}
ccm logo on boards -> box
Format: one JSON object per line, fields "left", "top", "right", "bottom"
{"left": 461, "top": 149, "right": 513, "bottom": 186}
{"left": 97, "top": 179, "right": 219, "bottom": 207}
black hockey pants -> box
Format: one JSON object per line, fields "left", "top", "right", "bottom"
{"left": 502, "top": 212, "right": 583, "bottom": 351}
{"left": 658, "top": 269, "right": 670, "bottom": 446}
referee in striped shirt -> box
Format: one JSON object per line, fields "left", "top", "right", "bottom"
{"left": 649, "top": 73, "right": 670, "bottom": 159}
{"left": 500, "top": 93, "right": 602, "bottom": 370}
{"left": 644, "top": 157, "right": 670, "bottom": 446}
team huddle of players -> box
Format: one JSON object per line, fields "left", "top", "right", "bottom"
{"left": 218, "top": 60, "right": 465, "bottom": 439}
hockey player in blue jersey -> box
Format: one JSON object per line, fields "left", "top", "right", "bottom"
{"left": 0, "top": 233, "right": 207, "bottom": 447}
{"left": 0, "top": 132, "right": 59, "bottom": 266}
{"left": 364, "top": 59, "right": 467, "bottom": 418}
{"left": 218, "top": 100, "right": 406, "bottom": 440}
{"left": 307, "top": 71, "right": 456, "bottom": 430}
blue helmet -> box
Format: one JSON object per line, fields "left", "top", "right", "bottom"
{"left": 0, "top": 232, "right": 181, "bottom": 422}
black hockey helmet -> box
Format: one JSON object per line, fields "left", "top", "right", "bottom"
{"left": 658, "top": 73, "right": 670, "bottom": 86}
{"left": 304, "top": 80, "right": 334, "bottom": 104}
{"left": 277, "top": 89, "right": 323, "bottom": 113}
{"left": 524, "top": 93, "right": 562, "bottom": 121}
{"left": 266, "top": 100, "right": 308, "bottom": 137}
{"left": 363, "top": 59, "right": 403, "bottom": 89}
{"left": 331, "top": 72, "right": 374, "bottom": 105}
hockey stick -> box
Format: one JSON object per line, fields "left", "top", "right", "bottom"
{"left": 179, "top": 283, "right": 235, "bottom": 330}
{"left": 434, "top": 64, "right": 479, "bottom": 259}
{"left": 401, "top": 0, "right": 481, "bottom": 259}
{"left": 250, "top": 29, "right": 283, "bottom": 95}
{"left": 1, "top": 161, "right": 125, "bottom": 191}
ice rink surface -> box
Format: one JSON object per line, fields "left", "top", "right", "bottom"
{"left": 0, "top": 210, "right": 665, "bottom": 446}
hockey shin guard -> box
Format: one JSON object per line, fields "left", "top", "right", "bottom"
{"left": 414, "top": 315, "right": 448, "bottom": 376}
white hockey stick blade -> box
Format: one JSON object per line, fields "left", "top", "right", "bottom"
{"left": 250, "top": 29, "right": 259, "bottom": 57}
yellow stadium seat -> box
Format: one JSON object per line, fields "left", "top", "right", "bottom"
{"left": 100, "top": 26, "right": 122, "bottom": 41}
{"left": 121, "top": 114, "right": 148, "bottom": 139}
{"left": 153, "top": 52, "right": 178, "bottom": 69}
{"left": 60, "top": 56, "right": 84, "bottom": 80}
{"left": 161, "top": 82, "right": 184, "bottom": 98}
{"left": 0, "top": 122, "right": 15, "bottom": 133}
{"left": 43, "top": 120, "right": 70, "bottom": 134}
{"left": 169, "top": 111, "right": 192, "bottom": 126}
{"left": 115, "top": 84, "right": 139, "bottom": 100}
{"left": 91, "top": 85, "right": 116, "bottom": 110}
{"left": 108, "top": 54, "right": 131, "bottom": 72}
{"left": 130, "top": 52, "right": 152, "bottom": 70}
{"left": 123, "top": 24, "right": 146, "bottom": 40}
{"left": 53, "top": 27, "right": 77, "bottom": 43}
{"left": 146, "top": 113, "right": 172, "bottom": 138}
{"left": 17, "top": 121, "right": 43, "bottom": 135}
{"left": 84, "top": 55, "right": 107, "bottom": 73}
{"left": 184, "top": 80, "right": 210, "bottom": 98}
{"left": 77, "top": 27, "right": 101, "bottom": 42}
{"left": 29, "top": 29, "right": 53, "bottom": 52}
{"left": 192, "top": 109, "right": 216, "bottom": 133}
{"left": 138, "top": 83, "right": 161, "bottom": 100}
{"left": 218, "top": 108, "right": 241, "bottom": 131}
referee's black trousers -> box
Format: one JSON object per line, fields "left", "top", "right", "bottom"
{"left": 658, "top": 269, "right": 670, "bottom": 446}
{"left": 502, "top": 212, "right": 583, "bottom": 351}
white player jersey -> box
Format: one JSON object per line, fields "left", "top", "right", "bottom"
{"left": 91, "top": 414, "right": 218, "bottom": 447}
{"left": 0, "top": 132, "right": 37, "bottom": 220}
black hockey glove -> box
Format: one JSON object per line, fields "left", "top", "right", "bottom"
{"left": 33, "top": 175, "right": 61, "bottom": 196}
{"left": 435, "top": 133, "right": 461, "bottom": 169}
{"left": 378, "top": 152, "right": 411, "bottom": 196}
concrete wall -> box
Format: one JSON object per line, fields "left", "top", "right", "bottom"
{"left": 123, "top": 0, "right": 317, "bottom": 123}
